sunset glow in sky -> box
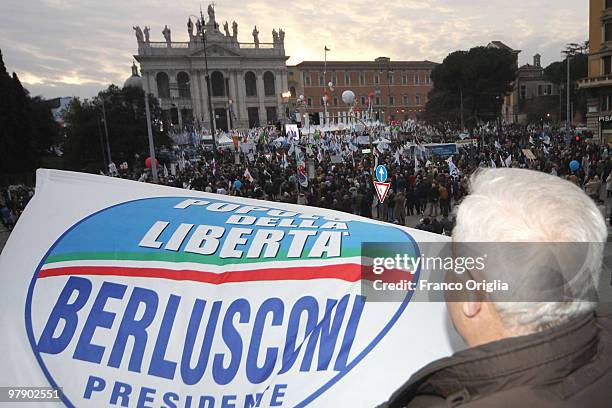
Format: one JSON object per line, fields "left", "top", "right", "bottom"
{"left": 1, "top": 0, "right": 587, "bottom": 99}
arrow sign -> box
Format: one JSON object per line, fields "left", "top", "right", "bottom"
{"left": 374, "top": 181, "right": 391, "bottom": 204}
{"left": 375, "top": 165, "right": 388, "bottom": 182}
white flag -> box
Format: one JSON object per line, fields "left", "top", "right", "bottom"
{"left": 446, "top": 156, "right": 459, "bottom": 177}
{"left": 244, "top": 168, "right": 254, "bottom": 183}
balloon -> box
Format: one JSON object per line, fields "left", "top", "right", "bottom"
{"left": 341, "top": 90, "right": 355, "bottom": 105}
{"left": 145, "top": 157, "right": 158, "bottom": 169}
{"left": 569, "top": 160, "right": 580, "bottom": 172}
{"left": 234, "top": 180, "right": 242, "bottom": 190}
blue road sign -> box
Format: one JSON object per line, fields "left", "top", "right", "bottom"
{"left": 375, "top": 165, "right": 388, "bottom": 182}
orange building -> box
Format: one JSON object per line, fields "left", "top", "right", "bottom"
{"left": 287, "top": 57, "right": 437, "bottom": 122}
{"left": 579, "top": 0, "right": 612, "bottom": 142}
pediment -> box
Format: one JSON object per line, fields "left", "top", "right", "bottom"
{"left": 190, "top": 43, "right": 241, "bottom": 58}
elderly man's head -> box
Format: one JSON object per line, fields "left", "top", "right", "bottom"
{"left": 449, "top": 168, "right": 607, "bottom": 347}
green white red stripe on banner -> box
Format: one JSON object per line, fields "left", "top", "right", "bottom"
{"left": 38, "top": 257, "right": 414, "bottom": 285}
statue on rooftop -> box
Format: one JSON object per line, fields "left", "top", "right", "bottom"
{"left": 133, "top": 26, "right": 144, "bottom": 43}
{"left": 162, "top": 25, "right": 172, "bottom": 44}
{"left": 252, "top": 26, "right": 259, "bottom": 48}
{"left": 207, "top": 4, "right": 215, "bottom": 23}
{"left": 187, "top": 18, "right": 194, "bottom": 38}
{"left": 232, "top": 21, "right": 238, "bottom": 41}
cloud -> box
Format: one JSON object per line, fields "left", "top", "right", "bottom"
{"left": 1, "top": 0, "right": 587, "bottom": 99}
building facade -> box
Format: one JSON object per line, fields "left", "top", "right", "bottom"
{"left": 288, "top": 57, "right": 437, "bottom": 122}
{"left": 488, "top": 42, "right": 559, "bottom": 124}
{"left": 133, "top": 5, "right": 289, "bottom": 131}
{"left": 514, "top": 54, "right": 560, "bottom": 123}
{"left": 579, "top": 0, "right": 612, "bottom": 142}
{"left": 488, "top": 41, "right": 522, "bottom": 123}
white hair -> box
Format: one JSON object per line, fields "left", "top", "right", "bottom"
{"left": 453, "top": 168, "right": 607, "bottom": 334}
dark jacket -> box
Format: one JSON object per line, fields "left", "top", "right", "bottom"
{"left": 378, "top": 306, "right": 612, "bottom": 407}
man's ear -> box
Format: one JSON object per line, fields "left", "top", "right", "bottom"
{"left": 462, "top": 301, "right": 482, "bottom": 318}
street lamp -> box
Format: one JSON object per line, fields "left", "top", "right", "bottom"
{"left": 190, "top": 12, "right": 216, "bottom": 150}
{"left": 342, "top": 90, "right": 376, "bottom": 182}
{"left": 100, "top": 98, "right": 113, "bottom": 167}
{"left": 562, "top": 44, "right": 581, "bottom": 139}
{"left": 281, "top": 91, "right": 292, "bottom": 122}
{"left": 124, "top": 62, "right": 159, "bottom": 183}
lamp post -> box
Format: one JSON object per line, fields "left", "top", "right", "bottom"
{"left": 281, "top": 90, "right": 292, "bottom": 122}
{"left": 191, "top": 12, "right": 216, "bottom": 150}
{"left": 228, "top": 99, "right": 234, "bottom": 130}
{"left": 342, "top": 90, "right": 376, "bottom": 183}
{"left": 144, "top": 91, "right": 159, "bottom": 183}
{"left": 562, "top": 44, "right": 581, "bottom": 139}
{"left": 124, "top": 61, "right": 158, "bottom": 182}
{"left": 100, "top": 99, "right": 113, "bottom": 166}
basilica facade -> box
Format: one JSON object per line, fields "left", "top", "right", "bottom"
{"left": 133, "top": 5, "right": 289, "bottom": 131}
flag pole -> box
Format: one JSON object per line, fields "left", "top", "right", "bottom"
{"left": 324, "top": 46, "right": 329, "bottom": 127}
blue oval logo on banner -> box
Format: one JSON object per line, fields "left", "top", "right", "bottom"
{"left": 25, "top": 197, "right": 420, "bottom": 407}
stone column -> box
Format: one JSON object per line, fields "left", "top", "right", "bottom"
{"left": 169, "top": 70, "right": 178, "bottom": 99}
{"left": 198, "top": 70, "right": 210, "bottom": 129}
{"left": 256, "top": 70, "right": 266, "bottom": 125}
{"left": 275, "top": 69, "right": 283, "bottom": 121}
{"left": 191, "top": 69, "right": 202, "bottom": 123}
{"left": 236, "top": 70, "right": 248, "bottom": 128}
{"left": 228, "top": 69, "right": 238, "bottom": 129}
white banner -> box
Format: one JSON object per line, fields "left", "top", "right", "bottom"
{"left": 0, "top": 170, "right": 459, "bottom": 408}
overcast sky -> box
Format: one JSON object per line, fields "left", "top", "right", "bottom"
{"left": 1, "top": 0, "right": 587, "bottom": 99}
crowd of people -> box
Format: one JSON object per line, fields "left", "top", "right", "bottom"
{"left": 111, "top": 120, "right": 612, "bottom": 235}
{"left": 0, "top": 185, "right": 34, "bottom": 231}
{"left": 4, "top": 120, "right": 611, "bottom": 236}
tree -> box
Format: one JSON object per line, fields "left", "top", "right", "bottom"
{"left": 544, "top": 44, "right": 588, "bottom": 121}
{"left": 62, "top": 84, "right": 169, "bottom": 172}
{"left": 0, "top": 49, "right": 59, "bottom": 176}
{"left": 425, "top": 46, "right": 517, "bottom": 128}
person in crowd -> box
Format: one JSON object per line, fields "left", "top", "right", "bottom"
{"left": 438, "top": 181, "right": 450, "bottom": 217}
{"left": 393, "top": 190, "right": 406, "bottom": 225}
{"left": 379, "top": 168, "right": 611, "bottom": 407}
{"left": 430, "top": 216, "right": 443, "bottom": 234}
{"left": 440, "top": 214, "right": 454, "bottom": 235}
{"left": 415, "top": 217, "right": 434, "bottom": 233}
{"left": 1, "top": 202, "right": 14, "bottom": 231}
{"left": 75, "top": 121, "right": 612, "bottom": 238}
{"left": 425, "top": 181, "right": 440, "bottom": 217}
{"left": 585, "top": 175, "right": 602, "bottom": 202}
